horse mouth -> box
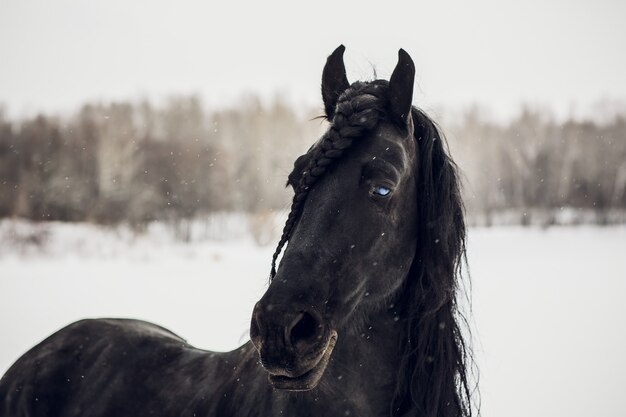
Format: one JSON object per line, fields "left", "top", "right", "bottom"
{"left": 268, "top": 330, "right": 337, "bottom": 391}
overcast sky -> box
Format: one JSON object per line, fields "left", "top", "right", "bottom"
{"left": 1, "top": 0, "right": 625, "bottom": 120}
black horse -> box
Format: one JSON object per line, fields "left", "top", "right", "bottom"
{"left": 0, "top": 46, "right": 474, "bottom": 417}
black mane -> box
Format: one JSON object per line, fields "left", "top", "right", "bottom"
{"left": 391, "top": 107, "right": 474, "bottom": 417}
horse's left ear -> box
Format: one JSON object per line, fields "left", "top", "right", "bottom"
{"left": 389, "top": 49, "right": 415, "bottom": 126}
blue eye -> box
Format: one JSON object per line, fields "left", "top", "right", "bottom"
{"left": 372, "top": 185, "right": 392, "bottom": 197}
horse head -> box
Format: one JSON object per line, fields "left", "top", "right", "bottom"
{"left": 250, "top": 45, "right": 471, "bottom": 417}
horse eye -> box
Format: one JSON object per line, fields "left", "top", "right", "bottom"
{"left": 372, "top": 185, "right": 392, "bottom": 197}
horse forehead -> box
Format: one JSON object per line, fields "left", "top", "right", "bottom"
{"left": 356, "top": 125, "right": 412, "bottom": 168}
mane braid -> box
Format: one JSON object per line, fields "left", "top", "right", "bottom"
{"left": 270, "top": 81, "right": 388, "bottom": 278}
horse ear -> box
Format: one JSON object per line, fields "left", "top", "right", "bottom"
{"left": 388, "top": 49, "right": 415, "bottom": 125}
{"left": 321, "top": 45, "right": 350, "bottom": 120}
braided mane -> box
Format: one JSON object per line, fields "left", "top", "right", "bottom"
{"left": 270, "top": 80, "right": 389, "bottom": 277}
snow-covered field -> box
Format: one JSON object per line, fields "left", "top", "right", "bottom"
{"left": 1, "top": 220, "right": 625, "bottom": 417}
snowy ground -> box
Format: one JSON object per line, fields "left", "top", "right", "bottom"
{"left": 1, "top": 220, "right": 625, "bottom": 417}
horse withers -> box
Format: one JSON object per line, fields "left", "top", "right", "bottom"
{"left": 0, "top": 46, "right": 474, "bottom": 417}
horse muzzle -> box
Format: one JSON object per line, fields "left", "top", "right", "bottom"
{"left": 250, "top": 303, "right": 338, "bottom": 391}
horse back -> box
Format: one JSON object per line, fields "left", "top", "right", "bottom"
{"left": 0, "top": 318, "right": 223, "bottom": 417}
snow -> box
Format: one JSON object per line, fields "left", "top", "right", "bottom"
{"left": 469, "top": 226, "right": 626, "bottom": 417}
{"left": 1, "top": 220, "right": 626, "bottom": 417}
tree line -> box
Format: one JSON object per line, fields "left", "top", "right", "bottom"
{"left": 447, "top": 107, "right": 626, "bottom": 224}
{"left": 0, "top": 97, "right": 624, "bottom": 228}
{"left": 0, "top": 96, "right": 320, "bottom": 227}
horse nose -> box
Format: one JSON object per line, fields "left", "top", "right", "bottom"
{"left": 250, "top": 302, "right": 264, "bottom": 351}
{"left": 250, "top": 302, "right": 324, "bottom": 355}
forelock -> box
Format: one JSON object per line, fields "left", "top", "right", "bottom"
{"left": 272, "top": 80, "right": 391, "bottom": 277}
{"left": 303, "top": 81, "right": 389, "bottom": 170}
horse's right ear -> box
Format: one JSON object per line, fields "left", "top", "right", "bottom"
{"left": 321, "top": 45, "right": 350, "bottom": 120}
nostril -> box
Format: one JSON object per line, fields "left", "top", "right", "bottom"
{"left": 250, "top": 303, "right": 263, "bottom": 350}
{"left": 288, "top": 312, "right": 321, "bottom": 349}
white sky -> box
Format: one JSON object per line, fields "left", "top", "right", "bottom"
{"left": 1, "top": 0, "right": 625, "bottom": 120}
